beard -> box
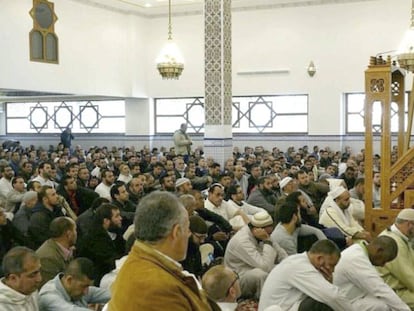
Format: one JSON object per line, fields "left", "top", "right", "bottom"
{"left": 261, "top": 188, "right": 273, "bottom": 195}
{"left": 108, "top": 221, "right": 122, "bottom": 232}
{"left": 165, "top": 185, "right": 176, "bottom": 192}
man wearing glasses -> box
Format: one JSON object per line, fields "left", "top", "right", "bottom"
{"left": 202, "top": 265, "right": 241, "bottom": 311}
{"left": 180, "top": 215, "right": 209, "bottom": 278}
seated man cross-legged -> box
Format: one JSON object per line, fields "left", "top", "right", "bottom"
{"left": 224, "top": 211, "right": 287, "bottom": 300}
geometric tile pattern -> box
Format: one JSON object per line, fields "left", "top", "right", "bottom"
{"left": 25, "top": 101, "right": 103, "bottom": 133}
{"left": 204, "top": 0, "right": 232, "bottom": 126}
{"left": 154, "top": 95, "right": 308, "bottom": 133}
{"left": 185, "top": 98, "right": 205, "bottom": 133}
{"left": 391, "top": 159, "right": 414, "bottom": 209}
{"left": 29, "top": 103, "right": 50, "bottom": 132}
{"left": 391, "top": 81, "right": 400, "bottom": 97}
{"left": 391, "top": 160, "right": 414, "bottom": 186}
{"left": 79, "top": 101, "right": 102, "bottom": 131}
{"left": 232, "top": 97, "right": 277, "bottom": 132}
{"left": 370, "top": 78, "right": 385, "bottom": 93}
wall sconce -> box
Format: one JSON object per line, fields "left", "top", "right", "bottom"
{"left": 307, "top": 61, "right": 316, "bottom": 77}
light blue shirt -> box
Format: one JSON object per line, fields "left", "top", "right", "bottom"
{"left": 39, "top": 273, "right": 110, "bottom": 311}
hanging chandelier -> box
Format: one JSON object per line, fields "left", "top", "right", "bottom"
{"left": 398, "top": 0, "right": 414, "bottom": 72}
{"left": 156, "top": 0, "right": 184, "bottom": 79}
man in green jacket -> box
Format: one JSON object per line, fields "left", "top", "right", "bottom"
{"left": 378, "top": 209, "right": 414, "bottom": 309}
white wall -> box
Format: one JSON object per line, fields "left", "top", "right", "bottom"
{"left": 0, "top": 0, "right": 147, "bottom": 97}
{"left": 145, "top": 0, "right": 411, "bottom": 135}
{"left": 0, "top": 0, "right": 412, "bottom": 146}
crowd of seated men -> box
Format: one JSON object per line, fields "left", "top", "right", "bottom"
{"left": 0, "top": 141, "right": 412, "bottom": 311}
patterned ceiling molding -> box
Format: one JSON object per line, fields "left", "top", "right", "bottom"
{"left": 67, "top": 0, "right": 377, "bottom": 18}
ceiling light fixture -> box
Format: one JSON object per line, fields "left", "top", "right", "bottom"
{"left": 398, "top": 0, "right": 414, "bottom": 71}
{"left": 156, "top": 0, "right": 184, "bottom": 79}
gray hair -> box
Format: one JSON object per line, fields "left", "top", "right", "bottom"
{"left": 134, "top": 191, "right": 187, "bottom": 242}
{"left": 179, "top": 194, "right": 196, "bottom": 209}
{"left": 2, "top": 246, "right": 38, "bottom": 277}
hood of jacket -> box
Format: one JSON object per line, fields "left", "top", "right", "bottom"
{"left": 0, "top": 278, "right": 38, "bottom": 306}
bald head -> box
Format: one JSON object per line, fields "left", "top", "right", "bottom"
{"left": 202, "top": 265, "right": 240, "bottom": 303}
{"left": 367, "top": 236, "right": 398, "bottom": 267}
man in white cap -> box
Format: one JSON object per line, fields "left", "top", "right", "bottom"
{"left": 279, "top": 177, "right": 296, "bottom": 197}
{"left": 319, "top": 186, "right": 371, "bottom": 242}
{"left": 224, "top": 211, "right": 287, "bottom": 300}
{"left": 377, "top": 209, "right": 414, "bottom": 309}
{"left": 276, "top": 177, "right": 316, "bottom": 224}
{"left": 175, "top": 177, "right": 192, "bottom": 196}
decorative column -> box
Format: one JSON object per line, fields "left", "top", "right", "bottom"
{"left": 204, "top": 0, "right": 232, "bottom": 167}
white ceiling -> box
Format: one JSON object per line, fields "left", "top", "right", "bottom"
{"left": 75, "top": 0, "right": 377, "bottom": 17}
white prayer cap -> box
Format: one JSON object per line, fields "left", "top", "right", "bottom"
{"left": 279, "top": 177, "right": 293, "bottom": 190}
{"left": 175, "top": 178, "right": 191, "bottom": 188}
{"left": 328, "top": 186, "right": 347, "bottom": 199}
{"left": 251, "top": 211, "right": 273, "bottom": 228}
{"left": 397, "top": 209, "right": 414, "bottom": 221}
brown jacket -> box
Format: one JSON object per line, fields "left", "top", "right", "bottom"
{"left": 109, "top": 241, "right": 213, "bottom": 311}
{"left": 35, "top": 239, "right": 72, "bottom": 288}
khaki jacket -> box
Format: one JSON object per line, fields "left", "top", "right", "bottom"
{"left": 378, "top": 228, "right": 414, "bottom": 292}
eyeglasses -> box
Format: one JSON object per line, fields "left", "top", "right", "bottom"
{"left": 193, "top": 233, "right": 207, "bottom": 240}
{"left": 225, "top": 272, "right": 240, "bottom": 296}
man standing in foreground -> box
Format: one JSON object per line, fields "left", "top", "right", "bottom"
{"left": 109, "top": 191, "right": 214, "bottom": 310}
{"left": 259, "top": 240, "right": 353, "bottom": 311}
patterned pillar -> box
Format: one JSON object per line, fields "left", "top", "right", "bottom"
{"left": 204, "top": 0, "right": 233, "bottom": 167}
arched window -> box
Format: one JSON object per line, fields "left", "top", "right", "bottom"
{"left": 29, "top": 0, "right": 58, "bottom": 63}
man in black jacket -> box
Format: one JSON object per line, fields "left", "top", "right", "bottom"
{"left": 0, "top": 208, "right": 26, "bottom": 268}
{"left": 57, "top": 175, "right": 99, "bottom": 216}
{"left": 110, "top": 181, "right": 136, "bottom": 233}
{"left": 180, "top": 215, "right": 208, "bottom": 278}
{"left": 77, "top": 203, "right": 125, "bottom": 285}
{"left": 27, "top": 186, "right": 64, "bottom": 249}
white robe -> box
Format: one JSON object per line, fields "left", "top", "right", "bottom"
{"left": 333, "top": 243, "right": 410, "bottom": 311}
{"left": 259, "top": 252, "right": 353, "bottom": 311}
